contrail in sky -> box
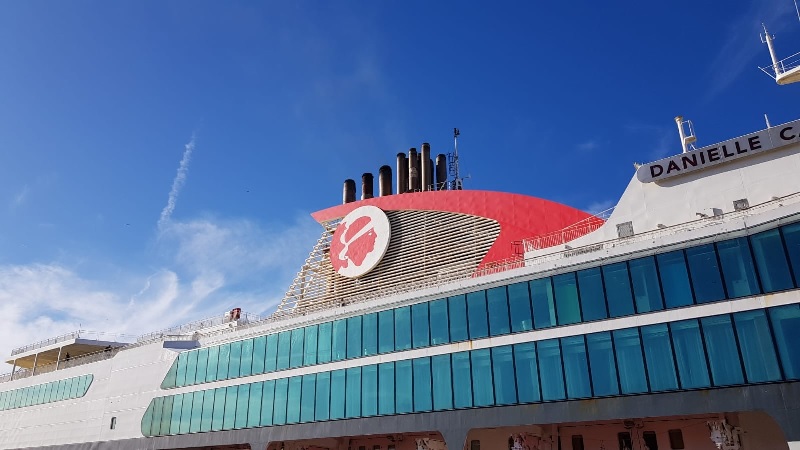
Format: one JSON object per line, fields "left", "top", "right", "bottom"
{"left": 159, "top": 134, "right": 195, "bottom": 230}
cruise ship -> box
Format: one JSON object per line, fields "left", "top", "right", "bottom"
{"left": 3, "top": 29, "right": 800, "bottom": 449}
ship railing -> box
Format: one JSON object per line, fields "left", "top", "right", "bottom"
{"left": 0, "top": 347, "right": 122, "bottom": 384}
{"left": 10, "top": 330, "right": 136, "bottom": 357}
{"left": 760, "top": 51, "right": 800, "bottom": 80}
{"left": 523, "top": 206, "right": 614, "bottom": 252}
{"left": 135, "top": 312, "right": 262, "bottom": 343}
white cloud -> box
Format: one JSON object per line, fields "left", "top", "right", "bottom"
{"left": 159, "top": 135, "right": 196, "bottom": 230}
{"left": 10, "top": 185, "right": 29, "bottom": 209}
{"left": 0, "top": 214, "right": 321, "bottom": 366}
{"left": 585, "top": 199, "right": 615, "bottom": 215}
{"left": 576, "top": 140, "right": 598, "bottom": 152}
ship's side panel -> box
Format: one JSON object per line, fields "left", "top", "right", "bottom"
{"left": 0, "top": 342, "right": 177, "bottom": 449}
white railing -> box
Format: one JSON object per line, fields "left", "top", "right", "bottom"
{"left": 523, "top": 206, "right": 614, "bottom": 252}
{"left": 0, "top": 347, "right": 121, "bottom": 384}
{"left": 10, "top": 330, "right": 136, "bottom": 356}
{"left": 760, "top": 51, "right": 800, "bottom": 80}
{"left": 135, "top": 312, "right": 261, "bottom": 343}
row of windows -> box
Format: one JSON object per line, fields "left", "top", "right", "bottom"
{"left": 162, "top": 222, "right": 800, "bottom": 390}
{"left": 0, "top": 375, "right": 93, "bottom": 411}
{"left": 144, "top": 304, "right": 800, "bottom": 436}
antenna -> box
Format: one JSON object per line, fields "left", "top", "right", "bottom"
{"left": 447, "top": 128, "right": 464, "bottom": 190}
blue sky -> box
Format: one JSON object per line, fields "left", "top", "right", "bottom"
{"left": 1, "top": 1, "right": 798, "bottom": 361}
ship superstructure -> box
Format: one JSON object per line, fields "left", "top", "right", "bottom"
{"left": 2, "top": 118, "right": 800, "bottom": 450}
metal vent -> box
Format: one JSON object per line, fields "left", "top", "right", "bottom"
{"left": 733, "top": 198, "right": 750, "bottom": 211}
{"left": 616, "top": 221, "right": 634, "bottom": 238}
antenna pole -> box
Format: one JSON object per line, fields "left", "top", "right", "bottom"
{"left": 448, "top": 128, "right": 463, "bottom": 190}
{"left": 762, "top": 23, "right": 782, "bottom": 77}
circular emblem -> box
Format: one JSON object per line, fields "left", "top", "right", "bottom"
{"left": 330, "top": 205, "right": 391, "bottom": 278}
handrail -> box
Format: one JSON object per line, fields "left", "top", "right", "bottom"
{"left": 135, "top": 312, "right": 262, "bottom": 343}
{"left": 10, "top": 330, "right": 136, "bottom": 357}
{"left": 523, "top": 206, "right": 613, "bottom": 251}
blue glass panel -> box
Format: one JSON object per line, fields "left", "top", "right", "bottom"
{"left": 452, "top": 351, "right": 473, "bottom": 408}
{"left": 751, "top": 229, "right": 794, "bottom": 292}
{"left": 345, "top": 367, "right": 361, "bottom": 418}
{"left": 701, "top": 315, "right": 744, "bottom": 386}
{"left": 717, "top": 238, "right": 760, "bottom": 298}
{"left": 670, "top": 319, "right": 711, "bottom": 388}
{"left": 142, "top": 400, "right": 154, "bottom": 436}
{"left": 487, "top": 286, "right": 511, "bottom": 335}
{"left": 264, "top": 334, "right": 278, "bottom": 372}
{"left": 200, "top": 389, "right": 214, "bottom": 432}
{"left": 260, "top": 380, "right": 275, "bottom": 426}
{"left": 228, "top": 341, "right": 242, "bottom": 379}
{"left": 180, "top": 391, "right": 193, "bottom": 433}
{"left": 301, "top": 374, "right": 316, "bottom": 422}
{"left": 247, "top": 382, "right": 262, "bottom": 428}
{"left": 286, "top": 376, "right": 301, "bottom": 423}
{"left": 577, "top": 268, "right": 608, "bottom": 321}
{"left": 272, "top": 378, "right": 288, "bottom": 425}
{"left": 276, "top": 331, "right": 291, "bottom": 370}
{"left": 412, "top": 303, "right": 430, "bottom": 348}
{"left": 330, "top": 369, "right": 346, "bottom": 419}
{"left": 467, "top": 291, "right": 489, "bottom": 339}
{"left": 175, "top": 352, "right": 187, "bottom": 387}
{"left": 413, "top": 357, "right": 433, "bottom": 411}
{"left": 531, "top": 278, "right": 556, "bottom": 328}
{"left": 612, "top": 328, "right": 648, "bottom": 393}
{"left": 492, "top": 346, "right": 517, "bottom": 404}
{"left": 508, "top": 281, "right": 534, "bottom": 332}
{"left": 346, "top": 316, "right": 362, "bottom": 359}
{"left": 363, "top": 313, "right": 378, "bottom": 356}
{"left": 151, "top": 397, "right": 164, "bottom": 435}
{"left": 431, "top": 354, "right": 453, "bottom": 410}
{"left": 553, "top": 273, "right": 581, "bottom": 324}
{"left": 240, "top": 339, "right": 254, "bottom": 377}
{"left": 640, "top": 324, "right": 678, "bottom": 391}
{"left": 304, "top": 325, "right": 318, "bottom": 366}
{"left": 395, "top": 306, "right": 412, "bottom": 351}
{"left": 185, "top": 350, "right": 198, "bottom": 386}
{"left": 395, "top": 360, "right": 413, "bottom": 413}
{"left": 378, "top": 310, "right": 395, "bottom": 353}
{"left": 362, "top": 365, "right": 378, "bottom": 416}
{"left": 561, "top": 336, "right": 591, "bottom": 398}
{"left": 685, "top": 244, "right": 725, "bottom": 303}
{"left": 222, "top": 384, "right": 241, "bottom": 430}
{"left": 211, "top": 387, "right": 225, "bottom": 431}
{"left": 216, "top": 344, "right": 231, "bottom": 381}
{"left": 733, "top": 310, "right": 781, "bottom": 382}
{"left": 332, "top": 319, "right": 347, "bottom": 361}
{"left": 629, "top": 256, "right": 664, "bottom": 313}
{"left": 470, "top": 349, "right": 494, "bottom": 406}
{"left": 603, "top": 263, "right": 635, "bottom": 317}
{"left": 448, "top": 295, "right": 469, "bottom": 342}
{"left": 430, "top": 299, "right": 450, "bottom": 344}
{"left": 235, "top": 384, "right": 250, "bottom": 429}
{"left": 290, "top": 328, "right": 305, "bottom": 368}
{"left": 318, "top": 322, "right": 332, "bottom": 364}
{"left": 656, "top": 251, "right": 694, "bottom": 308}
{"left": 537, "top": 339, "right": 565, "bottom": 400}
{"left": 169, "top": 393, "right": 182, "bottom": 435}
{"left": 189, "top": 390, "right": 204, "bottom": 432}
{"left": 769, "top": 304, "right": 800, "bottom": 379}
{"left": 378, "top": 362, "right": 395, "bottom": 415}
{"left": 783, "top": 223, "right": 800, "bottom": 286}
{"left": 513, "top": 342, "right": 541, "bottom": 402}
{"left": 586, "top": 332, "right": 619, "bottom": 396}
{"left": 315, "top": 372, "right": 331, "bottom": 421}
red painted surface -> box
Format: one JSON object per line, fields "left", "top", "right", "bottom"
{"left": 313, "top": 190, "right": 601, "bottom": 268}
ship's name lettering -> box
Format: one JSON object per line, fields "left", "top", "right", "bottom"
{"left": 636, "top": 120, "right": 800, "bottom": 183}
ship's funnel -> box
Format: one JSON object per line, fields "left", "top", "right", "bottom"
{"left": 361, "top": 173, "right": 374, "bottom": 200}
{"left": 436, "top": 154, "right": 447, "bottom": 190}
{"left": 408, "top": 148, "right": 419, "bottom": 192}
{"left": 421, "top": 143, "right": 432, "bottom": 191}
{"left": 378, "top": 165, "right": 392, "bottom": 196}
{"left": 396, "top": 152, "right": 408, "bottom": 194}
{"left": 343, "top": 179, "right": 356, "bottom": 204}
